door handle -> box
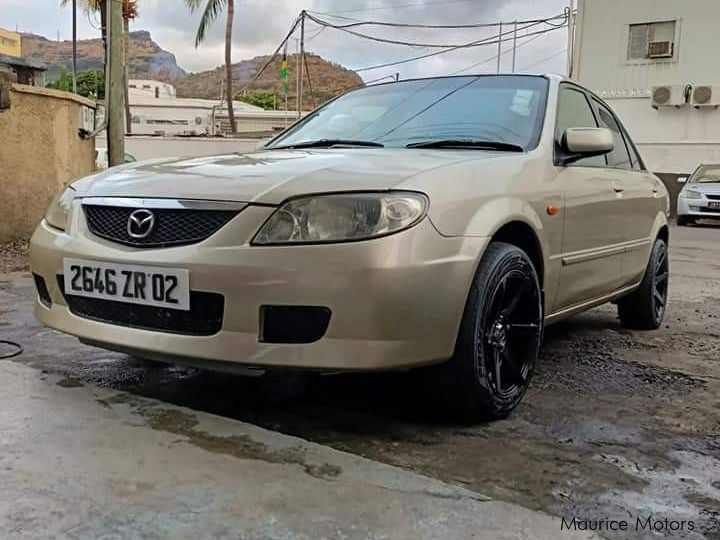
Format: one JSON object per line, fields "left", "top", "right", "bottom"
{"left": 612, "top": 182, "right": 625, "bottom": 193}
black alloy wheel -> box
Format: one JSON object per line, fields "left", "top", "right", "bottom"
{"left": 618, "top": 238, "right": 669, "bottom": 330}
{"left": 433, "top": 242, "right": 543, "bottom": 420}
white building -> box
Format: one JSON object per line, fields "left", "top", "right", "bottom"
{"left": 127, "top": 79, "right": 300, "bottom": 136}
{"left": 572, "top": 0, "right": 720, "bottom": 182}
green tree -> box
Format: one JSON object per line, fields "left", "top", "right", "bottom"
{"left": 185, "top": 0, "right": 237, "bottom": 134}
{"left": 238, "top": 92, "right": 278, "bottom": 110}
{"left": 48, "top": 69, "right": 105, "bottom": 99}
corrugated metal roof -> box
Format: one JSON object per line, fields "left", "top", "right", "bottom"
{"left": 0, "top": 54, "right": 47, "bottom": 71}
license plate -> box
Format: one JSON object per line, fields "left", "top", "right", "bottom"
{"left": 63, "top": 258, "right": 190, "bottom": 311}
{"left": 709, "top": 201, "right": 720, "bottom": 210}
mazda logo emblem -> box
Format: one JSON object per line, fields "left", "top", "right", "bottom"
{"left": 127, "top": 209, "right": 156, "bottom": 239}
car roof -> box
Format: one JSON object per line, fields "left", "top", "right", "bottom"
{"left": 367, "top": 72, "right": 565, "bottom": 84}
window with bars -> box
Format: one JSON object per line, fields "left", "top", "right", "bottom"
{"left": 627, "top": 21, "right": 676, "bottom": 60}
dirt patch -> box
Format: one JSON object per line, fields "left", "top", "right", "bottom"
{"left": 0, "top": 240, "right": 29, "bottom": 273}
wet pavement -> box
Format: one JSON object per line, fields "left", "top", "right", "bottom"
{"left": 1, "top": 224, "right": 719, "bottom": 539}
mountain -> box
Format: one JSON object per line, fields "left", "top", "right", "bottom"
{"left": 21, "top": 30, "right": 186, "bottom": 82}
{"left": 21, "top": 30, "right": 363, "bottom": 108}
{"left": 174, "top": 53, "right": 364, "bottom": 110}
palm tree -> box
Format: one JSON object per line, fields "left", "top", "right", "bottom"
{"left": 62, "top": 0, "right": 136, "bottom": 135}
{"left": 185, "top": 0, "right": 237, "bottom": 134}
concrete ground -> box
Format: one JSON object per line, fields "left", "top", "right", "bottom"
{"left": 0, "top": 223, "right": 718, "bottom": 539}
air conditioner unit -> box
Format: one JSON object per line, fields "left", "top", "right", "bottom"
{"left": 651, "top": 85, "right": 687, "bottom": 108}
{"left": 691, "top": 85, "right": 720, "bottom": 108}
{"left": 648, "top": 41, "right": 674, "bottom": 58}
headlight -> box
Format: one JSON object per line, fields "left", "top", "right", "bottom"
{"left": 682, "top": 189, "right": 702, "bottom": 200}
{"left": 253, "top": 192, "right": 428, "bottom": 245}
{"left": 45, "top": 186, "right": 76, "bottom": 231}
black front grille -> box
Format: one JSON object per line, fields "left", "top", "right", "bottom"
{"left": 706, "top": 194, "right": 720, "bottom": 201}
{"left": 83, "top": 205, "right": 239, "bottom": 248}
{"left": 59, "top": 277, "right": 224, "bottom": 336}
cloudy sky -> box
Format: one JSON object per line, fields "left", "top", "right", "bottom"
{"left": 5, "top": 0, "right": 571, "bottom": 81}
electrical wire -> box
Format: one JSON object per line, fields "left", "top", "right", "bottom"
{"left": 353, "top": 24, "right": 566, "bottom": 72}
{"left": 306, "top": 11, "right": 567, "bottom": 30}
{"left": 518, "top": 48, "right": 568, "bottom": 72}
{"left": 303, "top": 53, "right": 318, "bottom": 108}
{"left": 305, "top": 12, "right": 560, "bottom": 49}
{"left": 252, "top": 13, "right": 303, "bottom": 81}
{"left": 448, "top": 29, "right": 554, "bottom": 76}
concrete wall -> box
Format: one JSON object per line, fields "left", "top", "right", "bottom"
{"left": 97, "top": 135, "right": 260, "bottom": 161}
{"left": 574, "top": 0, "right": 720, "bottom": 175}
{"left": 0, "top": 84, "right": 96, "bottom": 242}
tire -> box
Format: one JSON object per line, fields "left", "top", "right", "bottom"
{"left": 676, "top": 216, "right": 694, "bottom": 226}
{"left": 431, "top": 242, "right": 543, "bottom": 421}
{"left": 617, "top": 238, "right": 669, "bottom": 330}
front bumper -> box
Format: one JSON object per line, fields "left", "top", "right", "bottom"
{"left": 30, "top": 205, "right": 487, "bottom": 371}
{"left": 677, "top": 195, "right": 720, "bottom": 219}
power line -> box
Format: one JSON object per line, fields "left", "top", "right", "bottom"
{"left": 354, "top": 23, "right": 566, "bottom": 73}
{"left": 252, "top": 13, "right": 302, "bottom": 81}
{"left": 449, "top": 27, "right": 557, "bottom": 76}
{"left": 518, "top": 48, "right": 568, "bottom": 72}
{"left": 303, "top": 53, "right": 318, "bottom": 108}
{"left": 306, "top": 11, "right": 567, "bottom": 30}
{"left": 306, "top": 12, "right": 558, "bottom": 49}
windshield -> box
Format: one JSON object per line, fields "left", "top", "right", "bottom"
{"left": 690, "top": 165, "right": 720, "bottom": 183}
{"left": 267, "top": 75, "right": 548, "bottom": 150}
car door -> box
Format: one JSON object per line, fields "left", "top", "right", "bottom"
{"left": 591, "top": 98, "right": 659, "bottom": 285}
{"left": 553, "top": 84, "right": 626, "bottom": 310}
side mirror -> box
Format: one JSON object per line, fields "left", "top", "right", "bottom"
{"left": 559, "top": 127, "right": 614, "bottom": 166}
{"left": 677, "top": 176, "right": 688, "bottom": 183}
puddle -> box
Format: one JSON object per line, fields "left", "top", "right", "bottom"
{"left": 141, "top": 407, "right": 341, "bottom": 480}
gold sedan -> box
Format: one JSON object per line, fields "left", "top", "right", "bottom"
{"left": 30, "top": 74, "right": 670, "bottom": 419}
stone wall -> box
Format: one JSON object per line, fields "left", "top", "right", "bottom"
{"left": 0, "top": 84, "right": 95, "bottom": 242}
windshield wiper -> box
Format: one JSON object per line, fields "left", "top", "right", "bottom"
{"left": 270, "top": 139, "right": 384, "bottom": 150}
{"left": 406, "top": 139, "right": 525, "bottom": 152}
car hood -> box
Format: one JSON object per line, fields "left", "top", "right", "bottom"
{"left": 72, "top": 148, "right": 507, "bottom": 205}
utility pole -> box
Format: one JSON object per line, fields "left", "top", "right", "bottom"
{"left": 72, "top": 0, "right": 77, "bottom": 93}
{"left": 511, "top": 20, "right": 518, "bottom": 73}
{"left": 567, "top": 0, "right": 575, "bottom": 77}
{"left": 496, "top": 22, "right": 503, "bottom": 73}
{"left": 297, "top": 10, "right": 305, "bottom": 119}
{"left": 106, "top": 0, "right": 125, "bottom": 167}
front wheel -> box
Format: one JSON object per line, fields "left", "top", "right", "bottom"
{"left": 617, "top": 238, "right": 669, "bottom": 330}
{"left": 676, "top": 215, "right": 694, "bottom": 226}
{"left": 433, "top": 242, "right": 543, "bottom": 420}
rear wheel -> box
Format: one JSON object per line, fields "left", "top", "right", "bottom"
{"left": 618, "top": 238, "right": 669, "bottom": 330}
{"left": 433, "top": 242, "right": 543, "bottom": 420}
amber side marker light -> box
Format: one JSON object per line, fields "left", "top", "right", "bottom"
{"left": 547, "top": 205, "right": 560, "bottom": 216}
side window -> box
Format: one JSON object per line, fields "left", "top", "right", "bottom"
{"left": 593, "top": 101, "right": 632, "bottom": 169}
{"left": 621, "top": 125, "right": 644, "bottom": 170}
{"left": 555, "top": 86, "right": 605, "bottom": 167}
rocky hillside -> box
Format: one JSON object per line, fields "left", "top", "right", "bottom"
{"left": 21, "top": 30, "right": 186, "bottom": 82}
{"left": 21, "top": 30, "right": 363, "bottom": 108}
{"left": 175, "top": 53, "right": 364, "bottom": 110}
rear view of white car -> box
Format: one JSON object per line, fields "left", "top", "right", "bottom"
{"left": 677, "top": 164, "right": 720, "bottom": 225}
